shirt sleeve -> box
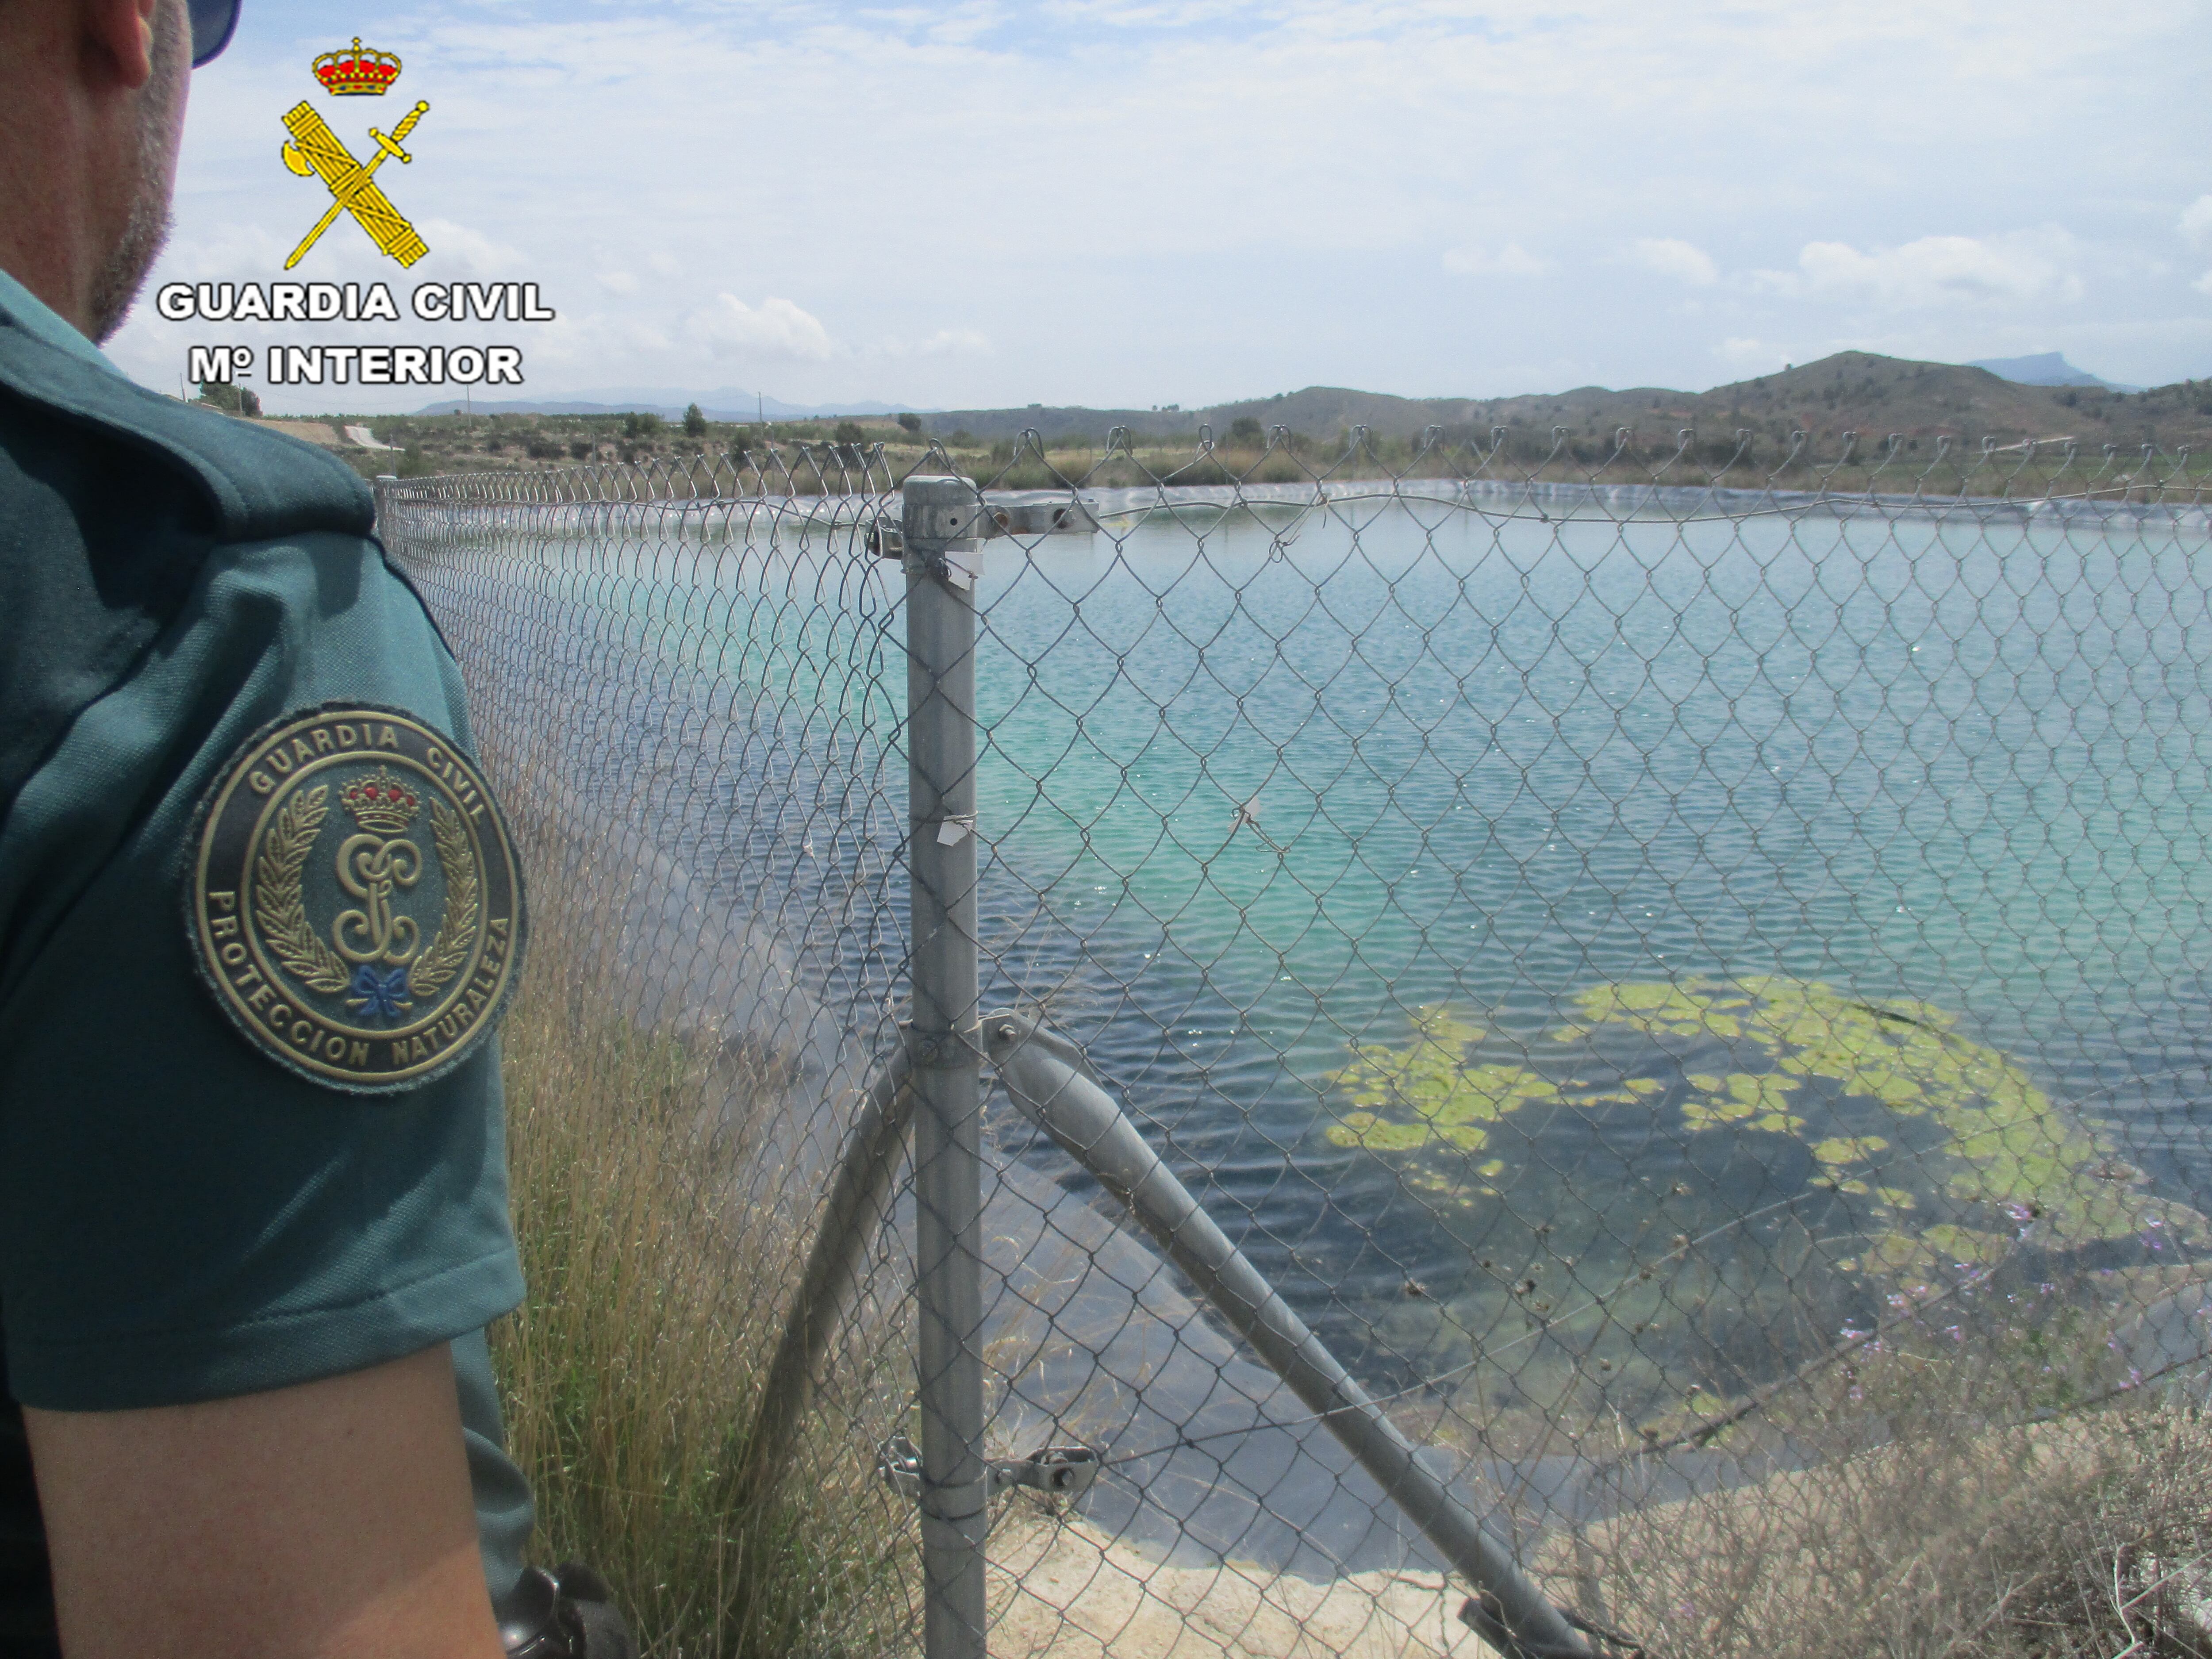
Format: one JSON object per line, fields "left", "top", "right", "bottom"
{"left": 0, "top": 528, "right": 525, "bottom": 1411}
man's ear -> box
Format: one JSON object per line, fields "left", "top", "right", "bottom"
{"left": 81, "top": 0, "right": 164, "bottom": 90}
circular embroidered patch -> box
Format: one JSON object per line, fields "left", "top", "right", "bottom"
{"left": 187, "top": 705, "right": 526, "bottom": 1092}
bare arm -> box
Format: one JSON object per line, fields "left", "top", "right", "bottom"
{"left": 24, "top": 1344, "right": 503, "bottom": 1659}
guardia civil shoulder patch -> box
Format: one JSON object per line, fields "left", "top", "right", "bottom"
{"left": 188, "top": 705, "right": 526, "bottom": 1092}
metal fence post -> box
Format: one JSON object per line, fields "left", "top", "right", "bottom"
{"left": 902, "top": 475, "right": 990, "bottom": 1659}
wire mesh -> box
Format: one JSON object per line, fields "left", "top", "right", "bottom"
{"left": 381, "top": 427, "right": 2212, "bottom": 1659}
{"left": 379, "top": 454, "right": 922, "bottom": 1654}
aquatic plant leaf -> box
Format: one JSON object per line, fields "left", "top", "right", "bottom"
{"left": 1323, "top": 977, "right": 2206, "bottom": 1326}
{"left": 1323, "top": 1004, "right": 1550, "bottom": 1151}
{"left": 1812, "top": 1136, "right": 1890, "bottom": 1166}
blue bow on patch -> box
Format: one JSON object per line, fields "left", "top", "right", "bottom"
{"left": 347, "top": 964, "right": 414, "bottom": 1022}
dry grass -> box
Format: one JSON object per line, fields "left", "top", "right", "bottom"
{"left": 486, "top": 921, "right": 2212, "bottom": 1659}
{"left": 1578, "top": 1334, "right": 2212, "bottom": 1659}
{"left": 486, "top": 930, "right": 2212, "bottom": 1659}
{"left": 487, "top": 937, "right": 2212, "bottom": 1659}
{"left": 490, "top": 922, "right": 912, "bottom": 1658}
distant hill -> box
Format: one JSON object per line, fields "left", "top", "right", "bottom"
{"left": 911, "top": 353, "right": 2207, "bottom": 455}
{"left": 388, "top": 352, "right": 2210, "bottom": 467}
{"left": 415, "top": 385, "right": 920, "bottom": 420}
{"left": 1967, "top": 352, "right": 2139, "bottom": 393}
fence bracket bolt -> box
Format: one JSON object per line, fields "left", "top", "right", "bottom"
{"left": 877, "top": 1435, "right": 1103, "bottom": 1504}
{"left": 878, "top": 1434, "right": 923, "bottom": 1502}
{"left": 988, "top": 1445, "right": 1103, "bottom": 1498}
{"left": 904, "top": 1023, "right": 983, "bottom": 1068}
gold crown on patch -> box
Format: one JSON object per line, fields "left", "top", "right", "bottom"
{"left": 340, "top": 768, "right": 421, "bottom": 833}
{"left": 312, "top": 38, "right": 402, "bottom": 96}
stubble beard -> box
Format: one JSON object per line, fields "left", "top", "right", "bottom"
{"left": 88, "top": 1, "right": 187, "bottom": 344}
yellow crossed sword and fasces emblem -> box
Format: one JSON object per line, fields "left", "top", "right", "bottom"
{"left": 279, "top": 100, "right": 431, "bottom": 269}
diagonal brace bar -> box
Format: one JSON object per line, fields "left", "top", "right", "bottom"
{"left": 982, "top": 1010, "right": 1593, "bottom": 1659}
{"left": 737, "top": 1041, "right": 916, "bottom": 1509}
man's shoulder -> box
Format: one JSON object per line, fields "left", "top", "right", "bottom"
{"left": 0, "top": 318, "right": 423, "bottom": 826}
{"left": 0, "top": 313, "right": 373, "bottom": 546}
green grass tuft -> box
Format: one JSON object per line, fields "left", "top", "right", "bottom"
{"left": 492, "top": 937, "right": 910, "bottom": 1656}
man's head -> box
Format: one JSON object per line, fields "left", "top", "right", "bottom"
{"left": 0, "top": 0, "right": 234, "bottom": 344}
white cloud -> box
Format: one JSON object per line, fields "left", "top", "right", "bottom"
{"left": 589, "top": 316, "right": 672, "bottom": 357}
{"left": 2181, "top": 195, "right": 2212, "bottom": 250}
{"left": 408, "top": 219, "right": 527, "bottom": 280}
{"left": 1716, "top": 337, "right": 1786, "bottom": 369}
{"left": 906, "top": 328, "right": 992, "bottom": 356}
{"left": 1773, "top": 230, "right": 2083, "bottom": 308}
{"left": 679, "top": 302, "right": 984, "bottom": 363}
{"left": 1442, "top": 243, "right": 1547, "bottom": 277}
{"left": 863, "top": 326, "right": 994, "bottom": 358}
{"left": 2195, "top": 269, "right": 2212, "bottom": 297}
{"left": 1630, "top": 238, "right": 1718, "bottom": 287}
{"left": 103, "top": 0, "right": 2212, "bottom": 408}
{"left": 686, "top": 294, "right": 836, "bottom": 361}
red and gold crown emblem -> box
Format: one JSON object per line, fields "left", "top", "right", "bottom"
{"left": 312, "top": 38, "right": 402, "bottom": 96}
{"left": 340, "top": 767, "right": 421, "bottom": 833}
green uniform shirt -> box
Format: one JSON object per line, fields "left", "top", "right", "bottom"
{"left": 0, "top": 273, "right": 533, "bottom": 1647}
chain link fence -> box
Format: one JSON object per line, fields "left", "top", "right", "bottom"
{"left": 380, "top": 430, "right": 2212, "bottom": 1658}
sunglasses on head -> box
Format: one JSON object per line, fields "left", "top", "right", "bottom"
{"left": 188, "top": 0, "right": 240, "bottom": 66}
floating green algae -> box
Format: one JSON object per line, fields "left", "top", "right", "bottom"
{"left": 1326, "top": 975, "right": 2207, "bottom": 1310}
{"left": 1310, "top": 979, "right": 2212, "bottom": 1446}
{"left": 1327, "top": 1006, "right": 1554, "bottom": 1161}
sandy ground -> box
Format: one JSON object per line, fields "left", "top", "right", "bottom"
{"left": 991, "top": 1509, "right": 1502, "bottom": 1659}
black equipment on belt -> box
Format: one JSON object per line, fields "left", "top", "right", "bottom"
{"left": 496, "top": 1562, "right": 637, "bottom": 1659}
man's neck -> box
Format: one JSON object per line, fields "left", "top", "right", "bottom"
{"left": 0, "top": 6, "right": 168, "bottom": 343}
{"left": 0, "top": 170, "right": 109, "bottom": 343}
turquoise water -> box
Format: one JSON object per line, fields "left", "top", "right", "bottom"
{"left": 976, "top": 501, "right": 2210, "bottom": 1035}
{"left": 965, "top": 498, "right": 2212, "bottom": 1410}
{"left": 448, "top": 494, "right": 2212, "bottom": 1420}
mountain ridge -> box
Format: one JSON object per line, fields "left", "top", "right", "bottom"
{"left": 910, "top": 353, "right": 2206, "bottom": 452}
{"left": 415, "top": 386, "right": 918, "bottom": 420}
{"left": 406, "top": 352, "right": 2210, "bottom": 454}
{"left": 1967, "top": 352, "right": 2139, "bottom": 393}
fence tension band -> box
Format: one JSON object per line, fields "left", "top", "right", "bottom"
{"left": 872, "top": 488, "right": 1101, "bottom": 580}
{"left": 904, "top": 1021, "right": 983, "bottom": 1069}
{"left": 991, "top": 1445, "right": 1103, "bottom": 1497}
{"left": 879, "top": 1435, "right": 1103, "bottom": 1504}
{"left": 982, "top": 1008, "right": 1594, "bottom": 1659}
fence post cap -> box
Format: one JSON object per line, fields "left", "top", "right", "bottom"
{"left": 902, "top": 473, "right": 983, "bottom": 544}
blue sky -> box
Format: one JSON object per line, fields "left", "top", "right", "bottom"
{"left": 108, "top": 0, "right": 2212, "bottom": 415}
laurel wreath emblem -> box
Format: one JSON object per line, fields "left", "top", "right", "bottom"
{"left": 250, "top": 780, "right": 479, "bottom": 1003}
{"left": 407, "top": 795, "right": 478, "bottom": 999}
{"left": 252, "top": 784, "right": 351, "bottom": 993}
